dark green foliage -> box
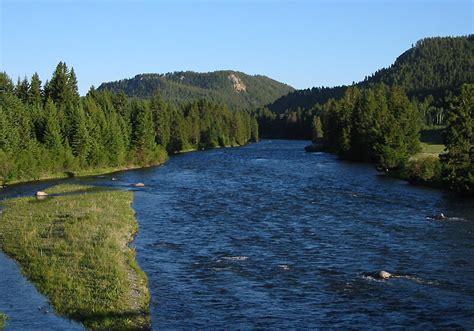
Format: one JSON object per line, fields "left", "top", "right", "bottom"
{"left": 0, "top": 63, "right": 259, "bottom": 185}
{"left": 256, "top": 35, "right": 471, "bottom": 193}
{"left": 28, "top": 72, "right": 43, "bottom": 106}
{"left": 97, "top": 70, "right": 294, "bottom": 111}
{"left": 254, "top": 106, "right": 315, "bottom": 140}
{"left": 268, "top": 85, "right": 347, "bottom": 114}
{"left": 15, "top": 77, "right": 30, "bottom": 104}
{"left": 43, "top": 99, "right": 63, "bottom": 151}
{"left": 403, "top": 156, "right": 443, "bottom": 184}
{"left": 363, "top": 36, "right": 473, "bottom": 102}
{"left": 258, "top": 84, "right": 422, "bottom": 169}
{"left": 311, "top": 116, "right": 323, "bottom": 142}
{"left": 318, "top": 85, "right": 422, "bottom": 168}
{"left": 266, "top": 35, "right": 473, "bottom": 128}
{"left": 441, "top": 84, "right": 474, "bottom": 194}
{"left": 0, "top": 72, "right": 15, "bottom": 94}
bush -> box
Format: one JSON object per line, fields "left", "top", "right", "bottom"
{"left": 403, "top": 155, "right": 442, "bottom": 183}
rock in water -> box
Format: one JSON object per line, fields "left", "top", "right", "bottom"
{"left": 35, "top": 191, "right": 48, "bottom": 197}
{"left": 379, "top": 270, "right": 392, "bottom": 279}
{"left": 134, "top": 183, "right": 145, "bottom": 187}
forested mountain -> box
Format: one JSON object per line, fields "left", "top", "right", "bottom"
{"left": 98, "top": 70, "right": 294, "bottom": 111}
{"left": 0, "top": 63, "right": 258, "bottom": 185}
{"left": 265, "top": 86, "right": 347, "bottom": 116}
{"left": 361, "top": 36, "right": 473, "bottom": 101}
{"left": 255, "top": 35, "right": 473, "bottom": 194}
{"left": 267, "top": 35, "right": 473, "bottom": 114}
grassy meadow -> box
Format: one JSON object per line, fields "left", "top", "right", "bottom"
{"left": 0, "top": 184, "right": 150, "bottom": 330}
{"left": 417, "top": 127, "right": 445, "bottom": 158}
{"left": 0, "top": 313, "right": 7, "bottom": 330}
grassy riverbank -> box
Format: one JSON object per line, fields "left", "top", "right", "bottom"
{"left": 0, "top": 184, "right": 150, "bottom": 329}
{"left": 0, "top": 313, "right": 7, "bottom": 330}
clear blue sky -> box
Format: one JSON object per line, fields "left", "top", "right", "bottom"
{"left": 1, "top": 0, "right": 472, "bottom": 95}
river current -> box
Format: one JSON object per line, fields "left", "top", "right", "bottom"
{"left": 1, "top": 140, "right": 473, "bottom": 329}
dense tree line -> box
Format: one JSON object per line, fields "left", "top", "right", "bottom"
{"left": 254, "top": 107, "right": 314, "bottom": 140}
{"left": 97, "top": 70, "right": 294, "bottom": 111}
{"left": 0, "top": 63, "right": 258, "bottom": 185}
{"left": 266, "top": 86, "right": 347, "bottom": 116}
{"left": 258, "top": 85, "right": 422, "bottom": 168}
{"left": 256, "top": 83, "right": 473, "bottom": 194}
{"left": 320, "top": 85, "right": 422, "bottom": 169}
{"left": 266, "top": 36, "right": 473, "bottom": 127}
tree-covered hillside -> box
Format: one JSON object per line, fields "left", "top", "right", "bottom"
{"left": 268, "top": 35, "right": 473, "bottom": 114}
{"left": 361, "top": 35, "right": 474, "bottom": 102}
{"left": 98, "top": 70, "right": 294, "bottom": 111}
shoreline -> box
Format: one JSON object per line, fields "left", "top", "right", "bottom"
{"left": 0, "top": 142, "right": 253, "bottom": 329}
{"left": 0, "top": 184, "right": 151, "bottom": 329}
{"left": 1, "top": 142, "right": 251, "bottom": 189}
{"left": 304, "top": 142, "right": 450, "bottom": 193}
{"left": 2, "top": 162, "right": 166, "bottom": 188}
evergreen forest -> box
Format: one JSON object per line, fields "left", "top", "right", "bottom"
{"left": 0, "top": 63, "right": 258, "bottom": 185}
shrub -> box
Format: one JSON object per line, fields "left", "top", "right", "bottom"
{"left": 403, "top": 155, "right": 442, "bottom": 183}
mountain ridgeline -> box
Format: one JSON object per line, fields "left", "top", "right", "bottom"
{"left": 266, "top": 35, "right": 473, "bottom": 114}
{"left": 98, "top": 71, "right": 294, "bottom": 111}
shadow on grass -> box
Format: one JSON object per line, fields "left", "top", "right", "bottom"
{"left": 71, "top": 310, "right": 151, "bottom": 330}
{"left": 420, "top": 128, "right": 444, "bottom": 145}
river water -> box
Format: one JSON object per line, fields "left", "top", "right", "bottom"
{"left": 1, "top": 140, "right": 473, "bottom": 329}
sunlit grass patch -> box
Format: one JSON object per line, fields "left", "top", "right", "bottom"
{"left": 0, "top": 312, "right": 7, "bottom": 330}
{"left": 0, "top": 184, "right": 150, "bottom": 330}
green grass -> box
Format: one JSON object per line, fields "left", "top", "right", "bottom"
{"left": 0, "top": 184, "right": 150, "bottom": 330}
{"left": 415, "top": 127, "right": 446, "bottom": 159}
{"left": 0, "top": 313, "right": 7, "bottom": 330}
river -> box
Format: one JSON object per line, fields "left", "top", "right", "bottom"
{"left": 1, "top": 140, "right": 473, "bottom": 329}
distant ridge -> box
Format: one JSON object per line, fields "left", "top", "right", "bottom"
{"left": 267, "top": 35, "right": 473, "bottom": 113}
{"left": 98, "top": 70, "right": 294, "bottom": 111}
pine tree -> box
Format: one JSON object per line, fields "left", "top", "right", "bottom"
{"left": 28, "top": 72, "right": 43, "bottom": 106}
{"left": 168, "top": 106, "right": 187, "bottom": 153}
{"left": 43, "top": 99, "right": 63, "bottom": 151}
{"left": 0, "top": 72, "right": 15, "bottom": 94}
{"left": 106, "top": 111, "right": 127, "bottom": 166}
{"left": 46, "top": 62, "right": 69, "bottom": 105}
{"left": 251, "top": 117, "right": 259, "bottom": 142}
{"left": 71, "top": 105, "right": 91, "bottom": 166}
{"left": 441, "top": 84, "right": 474, "bottom": 194}
{"left": 151, "top": 94, "right": 171, "bottom": 149}
{"left": 311, "top": 116, "right": 324, "bottom": 142}
{"left": 67, "top": 67, "right": 80, "bottom": 105}
{"left": 133, "top": 104, "right": 156, "bottom": 164}
{"left": 0, "top": 106, "right": 11, "bottom": 151}
{"left": 16, "top": 77, "right": 30, "bottom": 104}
